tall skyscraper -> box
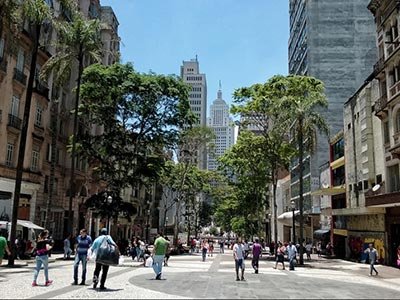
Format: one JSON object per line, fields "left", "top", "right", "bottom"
{"left": 180, "top": 57, "right": 207, "bottom": 169}
{"left": 207, "top": 82, "right": 235, "bottom": 171}
{"left": 288, "top": 0, "right": 377, "bottom": 211}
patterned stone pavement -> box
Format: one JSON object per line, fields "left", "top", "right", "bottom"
{"left": 1, "top": 248, "right": 399, "bottom": 299}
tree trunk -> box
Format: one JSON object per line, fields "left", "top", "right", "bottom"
{"left": 67, "top": 49, "right": 83, "bottom": 237}
{"left": 45, "top": 100, "right": 58, "bottom": 230}
{"left": 298, "top": 117, "right": 305, "bottom": 265}
{"left": 9, "top": 24, "right": 41, "bottom": 266}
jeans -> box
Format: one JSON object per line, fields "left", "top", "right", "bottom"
{"left": 64, "top": 247, "right": 72, "bottom": 259}
{"left": 289, "top": 256, "right": 296, "bottom": 270}
{"left": 370, "top": 262, "right": 378, "bottom": 275}
{"left": 33, "top": 255, "right": 49, "bottom": 282}
{"left": 152, "top": 254, "right": 164, "bottom": 276}
{"left": 74, "top": 254, "right": 88, "bottom": 282}
{"left": 252, "top": 256, "right": 259, "bottom": 270}
{"left": 202, "top": 248, "right": 207, "bottom": 261}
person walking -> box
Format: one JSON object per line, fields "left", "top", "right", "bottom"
{"left": 251, "top": 238, "right": 262, "bottom": 274}
{"left": 219, "top": 238, "right": 225, "bottom": 253}
{"left": 233, "top": 237, "right": 245, "bottom": 281}
{"left": 64, "top": 234, "right": 72, "bottom": 260}
{"left": 273, "top": 241, "right": 286, "bottom": 270}
{"left": 0, "top": 231, "right": 10, "bottom": 265}
{"left": 90, "top": 228, "right": 119, "bottom": 290}
{"left": 287, "top": 241, "right": 297, "bottom": 271}
{"left": 305, "top": 241, "right": 312, "bottom": 261}
{"left": 151, "top": 232, "right": 168, "bottom": 280}
{"left": 201, "top": 239, "right": 208, "bottom": 262}
{"left": 364, "top": 243, "right": 378, "bottom": 276}
{"left": 73, "top": 229, "right": 92, "bottom": 285}
{"left": 163, "top": 237, "right": 171, "bottom": 266}
{"left": 32, "top": 230, "right": 53, "bottom": 287}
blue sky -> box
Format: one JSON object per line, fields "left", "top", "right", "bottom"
{"left": 101, "top": 0, "right": 289, "bottom": 114}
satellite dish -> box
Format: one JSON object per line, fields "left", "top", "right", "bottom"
{"left": 372, "top": 184, "right": 381, "bottom": 192}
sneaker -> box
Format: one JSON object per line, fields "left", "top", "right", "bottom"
{"left": 72, "top": 280, "right": 78, "bottom": 285}
{"left": 241, "top": 277, "right": 245, "bottom": 281}
{"left": 93, "top": 276, "right": 98, "bottom": 288}
{"left": 45, "top": 280, "right": 53, "bottom": 286}
{"left": 32, "top": 281, "right": 37, "bottom": 287}
{"left": 99, "top": 286, "right": 106, "bottom": 290}
{"left": 79, "top": 281, "right": 85, "bottom": 285}
{"left": 255, "top": 269, "right": 259, "bottom": 274}
{"left": 155, "top": 273, "right": 162, "bottom": 280}
{"left": 236, "top": 277, "right": 240, "bottom": 281}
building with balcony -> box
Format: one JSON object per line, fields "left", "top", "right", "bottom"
{"left": 367, "top": 0, "right": 400, "bottom": 267}
{"left": 0, "top": 0, "right": 120, "bottom": 245}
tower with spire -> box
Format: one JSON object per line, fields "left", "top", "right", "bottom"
{"left": 207, "top": 82, "right": 235, "bottom": 171}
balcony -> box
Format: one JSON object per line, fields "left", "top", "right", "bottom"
{"left": 7, "top": 114, "right": 22, "bottom": 130}
{"left": 13, "top": 68, "right": 27, "bottom": 86}
{"left": 33, "top": 80, "right": 49, "bottom": 100}
{"left": 374, "top": 94, "right": 388, "bottom": 119}
{"left": 373, "top": 56, "right": 385, "bottom": 75}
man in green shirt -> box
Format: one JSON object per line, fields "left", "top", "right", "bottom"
{"left": 0, "top": 231, "right": 11, "bottom": 265}
{"left": 151, "top": 233, "right": 168, "bottom": 280}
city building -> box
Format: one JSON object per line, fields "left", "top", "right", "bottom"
{"left": 0, "top": 0, "right": 120, "bottom": 245}
{"left": 367, "top": 0, "right": 400, "bottom": 267}
{"left": 207, "top": 82, "right": 235, "bottom": 171}
{"left": 288, "top": 0, "right": 378, "bottom": 238}
{"left": 180, "top": 57, "right": 208, "bottom": 169}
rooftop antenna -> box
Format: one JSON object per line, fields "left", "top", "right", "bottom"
{"left": 219, "top": 80, "right": 222, "bottom": 90}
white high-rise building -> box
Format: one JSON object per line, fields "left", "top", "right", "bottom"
{"left": 207, "top": 82, "right": 235, "bottom": 171}
{"left": 180, "top": 57, "right": 207, "bottom": 169}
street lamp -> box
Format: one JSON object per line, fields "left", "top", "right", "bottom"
{"left": 291, "top": 200, "right": 296, "bottom": 244}
{"left": 105, "top": 194, "right": 112, "bottom": 232}
{"left": 146, "top": 208, "right": 150, "bottom": 243}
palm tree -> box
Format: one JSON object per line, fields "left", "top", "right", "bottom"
{"left": 276, "top": 74, "right": 329, "bottom": 265}
{"left": 41, "top": 9, "right": 103, "bottom": 236}
{"left": 8, "top": 0, "right": 74, "bottom": 266}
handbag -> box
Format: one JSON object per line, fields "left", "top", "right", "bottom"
{"left": 96, "top": 236, "right": 119, "bottom": 266}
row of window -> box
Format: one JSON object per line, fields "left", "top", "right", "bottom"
{"left": 186, "top": 76, "right": 203, "bottom": 81}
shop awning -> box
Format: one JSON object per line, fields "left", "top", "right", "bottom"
{"left": 313, "top": 229, "right": 330, "bottom": 237}
{"left": 17, "top": 220, "right": 44, "bottom": 230}
{"left": 277, "top": 210, "right": 300, "bottom": 226}
{"left": 311, "top": 185, "right": 345, "bottom": 196}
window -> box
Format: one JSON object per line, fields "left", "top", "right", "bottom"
{"left": 0, "top": 38, "right": 4, "bottom": 58}
{"left": 6, "top": 143, "right": 14, "bottom": 167}
{"left": 388, "top": 164, "right": 400, "bottom": 192}
{"left": 35, "top": 103, "right": 44, "bottom": 127}
{"left": 31, "top": 147, "right": 40, "bottom": 172}
{"left": 10, "top": 95, "right": 19, "bottom": 116}
{"left": 16, "top": 50, "right": 24, "bottom": 72}
{"left": 383, "top": 121, "right": 390, "bottom": 144}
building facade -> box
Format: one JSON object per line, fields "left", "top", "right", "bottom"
{"left": 207, "top": 83, "right": 234, "bottom": 171}
{"left": 0, "top": 0, "right": 120, "bottom": 244}
{"left": 288, "top": 0, "right": 378, "bottom": 221}
{"left": 367, "top": 0, "right": 400, "bottom": 267}
{"left": 180, "top": 57, "right": 208, "bottom": 169}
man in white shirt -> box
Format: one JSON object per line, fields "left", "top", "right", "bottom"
{"left": 233, "top": 237, "right": 245, "bottom": 281}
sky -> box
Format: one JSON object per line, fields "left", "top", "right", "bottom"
{"left": 101, "top": 0, "right": 290, "bottom": 115}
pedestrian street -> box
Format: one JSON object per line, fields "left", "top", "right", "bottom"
{"left": 1, "top": 249, "right": 400, "bottom": 299}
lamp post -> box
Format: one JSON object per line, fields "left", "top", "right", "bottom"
{"left": 291, "top": 200, "right": 296, "bottom": 244}
{"left": 146, "top": 208, "right": 150, "bottom": 243}
{"left": 105, "top": 194, "right": 112, "bottom": 233}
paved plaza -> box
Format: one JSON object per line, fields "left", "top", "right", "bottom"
{"left": 1, "top": 248, "right": 400, "bottom": 299}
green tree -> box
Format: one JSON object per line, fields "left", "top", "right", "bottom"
{"left": 8, "top": 0, "right": 75, "bottom": 267}
{"left": 274, "top": 74, "right": 329, "bottom": 265}
{"left": 216, "top": 131, "right": 272, "bottom": 238}
{"left": 40, "top": 9, "right": 104, "bottom": 235}
{"left": 76, "top": 62, "right": 196, "bottom": 218}
{"left": 232, "top": 78, "right": 295, "bottom": 252}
